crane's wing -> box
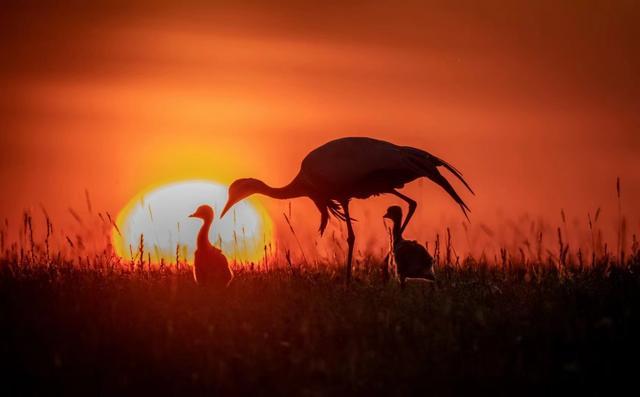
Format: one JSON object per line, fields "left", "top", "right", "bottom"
{"left": 300, "top": 137, "right": 417, "bottom": 188}
{"left": 300, "top": 137, "right": 473, "bottom": 217}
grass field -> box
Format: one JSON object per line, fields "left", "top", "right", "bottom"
{"left": 2, "top": 243, "right": 639, "bottom": 395}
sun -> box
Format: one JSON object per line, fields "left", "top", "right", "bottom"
{"left": 113, "top": 180, "right": 273, "bottom": 263}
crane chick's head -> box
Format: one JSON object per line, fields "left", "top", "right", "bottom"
{"left": 221, "top": 178, "right": 266, "bottom": 218}
{"left": 189, "top": 205, "right": 215, "bottom": 221}
{"left": 383, "top": 205, "right": 403, "bottom": 224}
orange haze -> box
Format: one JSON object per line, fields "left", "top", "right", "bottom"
{"left": 1, "top": 1, "right": 639, "bottom": 257}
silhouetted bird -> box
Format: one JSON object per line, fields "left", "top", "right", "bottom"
{"left": 221, "top": 137, "right": 473, "bottom": 283}
{"left": 189, "top": 205, "right": 233, "bottom": 288}
{"left": 383, "top": 205, "right": 434, "bottom": 288}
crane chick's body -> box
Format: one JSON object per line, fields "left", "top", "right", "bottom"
{"left": 384, "top": 206, "right": 434, "bottom": 287}
{"left": 190, "top": 205, "right": 233, "bottom": 288}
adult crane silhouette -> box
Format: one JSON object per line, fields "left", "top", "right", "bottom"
{"left": 221, "top": 137, "right": 473, "bottom": 283}
{"left": 189, "top": 205, "right": 233, "bottom": 288}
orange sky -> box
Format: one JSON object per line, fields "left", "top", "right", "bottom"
{"left": 1, "top": 1, "right": 639, "bottom": 256}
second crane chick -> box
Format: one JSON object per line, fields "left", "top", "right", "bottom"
{"left": 383, "top": 205, "right": 435, "bottom": 288}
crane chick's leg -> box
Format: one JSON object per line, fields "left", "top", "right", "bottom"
{"left": 342, "top": 201, "right": 355, "bottom": 284}
{"left": 380, "top": 251, "right": 391, "bottom": 283}
{"left": 382, "top": 252, "right": 390, "bottom": 283}
{"left": 391, "top": 190, "right": 417, "bottom": 233}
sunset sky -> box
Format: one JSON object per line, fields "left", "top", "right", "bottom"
{"left": 1, "top": 1, "right": 639, "bottom": 257}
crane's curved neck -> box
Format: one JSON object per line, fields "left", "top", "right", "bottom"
{"left": 256, "top": 177, "right": 307, "bottom": 200}
{"left": 392, "top": 219, "right": 404, "bottom": 244}
{"left": 197, "top": 218, "right": 213, "bottom": 249}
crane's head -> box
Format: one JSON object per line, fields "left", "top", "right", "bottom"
{"left": 383, "top": 205, "right": 403, "bottom": 224}
{"left": 189, "top": 204, "right": 215, "bottom": 222}
{"left": 221, "top": 178, "right": 266, "bottom": 219}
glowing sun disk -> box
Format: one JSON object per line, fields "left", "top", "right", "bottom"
{"left": 113, "top": 180, "right": 272, "bottom": 263}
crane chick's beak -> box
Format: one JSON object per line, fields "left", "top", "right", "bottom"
{"left": 188, "top": 212, "right": 197, "bottom": 218}
{"left": 383, "top": 213, "right": 391, "bottom": 220}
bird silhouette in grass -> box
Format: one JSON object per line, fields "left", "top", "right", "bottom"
{"left": 189, "top": 205, "right": 233, "bottom": 288}
{"left": 221, "top": 137, "right": 473, "bottom": 284}
{"left": 383, "top": 205, "right": 434, "bottom": 288}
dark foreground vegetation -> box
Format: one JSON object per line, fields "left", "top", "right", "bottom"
{"left": 2, "top": 253, "right": 640, "bottom": 396}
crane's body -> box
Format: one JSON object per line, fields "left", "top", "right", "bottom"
{"left": 300, "top": 137, "right": 468, "bottom": 201}
{"left": 221, "top": 137, "right": 473, "bottom": 283}
{"left": 193, "top": 244, "right": 232, "bottom": 287}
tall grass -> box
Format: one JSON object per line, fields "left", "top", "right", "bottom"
{"left": 1, "top": 185, "right": 639, "bottom": 394}
{"left": 0, "top": 180, "right": 635, "bottom": 278}
{"left": 1, "top": 237, "right": 639, "bottom": 395}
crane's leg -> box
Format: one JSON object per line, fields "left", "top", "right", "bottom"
{"left": 342, "top": 200, "right": 355, "bottom": 284}
{"left": 391, "top": 190, "right": 417, "bottom": 233}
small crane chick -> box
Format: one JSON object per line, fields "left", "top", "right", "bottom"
{"left": 383, "top": 205, "right": 435, "bottom": 288}
{"left": 189, "top": 205, "right": 233, "bottom": 288}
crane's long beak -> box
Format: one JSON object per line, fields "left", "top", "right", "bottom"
{"left": 188, "top": 213, "right": 196, "bottom": 218}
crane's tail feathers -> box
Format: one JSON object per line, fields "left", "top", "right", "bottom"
{"left": 460, "top": 204, "right": 471, "bottom": 223}
{"left": 429, "top": 171, "right": 471, "bottom": 221}
{"left": 327, "top": 200, "right": 347, "bottom": 221}
{"left": 434, "top": 156, "right": 475, "bottom": 195}
{"left": 402, "top": 146, "right": 473, "bottom": 221}
{"left": 404, "top": 146, "right": 474, "bottom": 195}
{"left": 327, "top": 200, "right": 358, "bottom": 223}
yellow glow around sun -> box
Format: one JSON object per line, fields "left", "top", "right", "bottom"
{"left": 113, "top": 180, "right": 273, "bottom": 263}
